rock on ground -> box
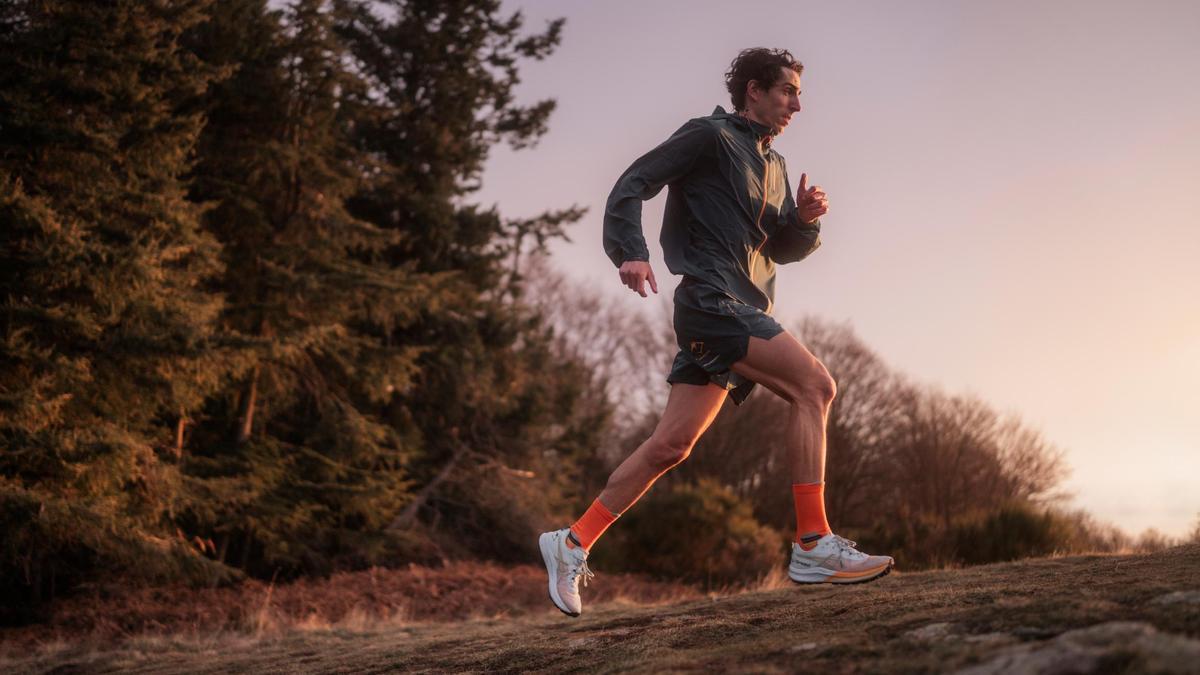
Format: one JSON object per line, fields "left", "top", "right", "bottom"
{"left": 957, "top": 621, "right": 1200, "bottom": 675}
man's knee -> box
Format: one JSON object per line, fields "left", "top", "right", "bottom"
{"left": 785, "top": 360, "right": 836, "bottom": 408}
{"left": 816, "top": 366, "right": 837, "bottom": 404}
{"left": 645, "top": 432, "right": 695, "bottom": 469}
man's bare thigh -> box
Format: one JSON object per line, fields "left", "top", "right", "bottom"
{"left": 729, "top": 331, "right": 830, "bottom": 402}
{"left": 652, "top": 382, "right": 728, "bottom": 445}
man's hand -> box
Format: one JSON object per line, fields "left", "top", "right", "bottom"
{"left": 797, "top": 172, "right": 829, "bottom": 224}
{"left": 618, "top": 260, "right": 658, "bottom": 298}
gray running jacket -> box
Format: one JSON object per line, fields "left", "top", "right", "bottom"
{"left": 603, "top": 106, "right": 822, "bottom": 314}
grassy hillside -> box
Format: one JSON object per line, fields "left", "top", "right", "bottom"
{"left": 5, "top": 544, "right": 1199, "bottom": 674}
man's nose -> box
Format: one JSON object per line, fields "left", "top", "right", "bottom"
{"left": 789, "top": 98, "right": 802, "bottom": 112}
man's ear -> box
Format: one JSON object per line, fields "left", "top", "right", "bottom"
{"left": 745, "top": 79, "right": 761, "bottom": 106}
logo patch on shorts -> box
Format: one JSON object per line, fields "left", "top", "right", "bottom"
{"left": 690, "top": 340, "right": 706, "bottom": 358}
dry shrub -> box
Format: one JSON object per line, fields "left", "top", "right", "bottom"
{"left": 1132, "top": 528, "right": 1178, "bottom": 553}
{"left": 660, "top": 318, "right": 1080, "bottom": 571}
{"left": 592, "top": 479, "right": 784, "bottom": 590}
{"left": 951, "top": 503, "right": 1075, "bottom": 565}
{"left": 1187, "top": 515, "right": 1200, "bottom": 544}
{"left": 855, "top": 503, "right": 1158, "bottom": 569}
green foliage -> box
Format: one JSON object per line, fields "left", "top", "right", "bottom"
{"left": 409, "top": 316, "right": 611, "bottom": 563}
{"left": 0, "top": 0, "right": 232, "bottom": 611}
{"left": 177, "top": 0, "right": 434, "bottom": 578}
{"left": 332, "top": 0, "right": 596, "bottom": 561}
{"left": 593, "top": 479, "right": 783, "bottom": 589}
{"left": 0, "top": 478, "right": 237, "bottom": 623}
{"left": 1, "top": 0, "right": 597, "bottom": 611}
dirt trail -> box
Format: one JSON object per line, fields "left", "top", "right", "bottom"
{"left": 7, "top": 545, "right": 1199, "bottom": 674}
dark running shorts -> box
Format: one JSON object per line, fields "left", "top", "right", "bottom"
{"left": 666, "top": 277, "right": 784, "bottom": 405}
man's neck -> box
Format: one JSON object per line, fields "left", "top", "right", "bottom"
{"left": 737, "top": 109, "right": 775, "bottom": 149}
{"left": 741, "top": 108, "right": 769, "bottom": 130}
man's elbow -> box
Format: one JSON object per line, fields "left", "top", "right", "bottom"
{"left": 771, "top": 235, "right": 821, "bottom": 264}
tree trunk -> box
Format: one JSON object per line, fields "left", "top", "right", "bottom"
{"left": 236, "top": 366, "right": 260, "bottom": 445}
{"left": 389, "top": 443, "right": 467, "bottom": 530}
{"left": 174, "top": 408, "right": 188, "bottom": 458}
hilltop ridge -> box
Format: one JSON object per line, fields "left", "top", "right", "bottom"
{"left": 6, "top": 544, "right": 1200, "bottom": 674}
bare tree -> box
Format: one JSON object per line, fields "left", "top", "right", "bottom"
{"left": 885, "top": 387, "right": 1068, "bottom": 529}
{"left": 674, "top": 318, "right": 911, "bottom": 533}
{"left": 668, "top": 317, "right": 1074, "bottom": 565}
{"left": 522, "top": 254, "right": 677, "bottom": 460}
{"left": 798, "top": 319, "right": 908, "bottom": 530}
{"left": 518, "top": 288, "right": 1087, "bottom": 566}
{"left": 991, "top": 416, "right": 1069, "bottom": 503}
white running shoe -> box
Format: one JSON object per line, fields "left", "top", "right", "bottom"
{"left": 788, "top": 533, "right": 894, "bottom": 584}
{"left": 538, "top": 528, "right": 593, "bottom": 617}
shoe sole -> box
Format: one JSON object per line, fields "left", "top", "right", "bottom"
{"left": 789, "top": 560, "right": 894, "bottom": 585}
{"left": 539, "top": 533, "right": 580, "bottom": 617}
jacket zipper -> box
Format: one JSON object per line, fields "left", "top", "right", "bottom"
{"left": 752, "top": 158, "right": 771, "bottom": 253}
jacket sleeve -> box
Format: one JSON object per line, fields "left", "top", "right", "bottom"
{"left": 603, "top": 119, "right": 714, "bottom": 267}
{"left": 765, "top": 167, "right": 822, "bottom": 264}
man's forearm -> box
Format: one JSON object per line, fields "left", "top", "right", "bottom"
{"left": 602, "top": 174, "right": 652, "bottom": 267}
{"left": 767, "top": 218, "right": 822, "bottom": 264}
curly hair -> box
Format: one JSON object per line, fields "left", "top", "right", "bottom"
{"left": 724, "top": 48, "right": 804, "bottom": 112}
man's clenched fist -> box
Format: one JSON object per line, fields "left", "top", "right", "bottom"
{"left": 797, "top": 172, "right": 829, "bottom": 224}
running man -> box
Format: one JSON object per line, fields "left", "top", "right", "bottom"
{"left": 539, "top": 48, "right": 893, "bottom": 617}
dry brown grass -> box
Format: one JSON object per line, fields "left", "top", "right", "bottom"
{"left": 4, "top": 545, "right": 1199, "bottom": 674}
{"left": 0, "top": 561, "right": 698, "bottom": 656}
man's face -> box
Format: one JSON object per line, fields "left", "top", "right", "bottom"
{"left": 747, "top": 67, "right": 802, "bottom": 135}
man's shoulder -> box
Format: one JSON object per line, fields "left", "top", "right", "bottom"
{"left": 692, "top": 105, "right": 737, "bottom": 130}
{"left": 676, "top": 111, "right": 726, "bottom": 135}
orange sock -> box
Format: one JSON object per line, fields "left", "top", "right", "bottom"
{"left": 568, "top": 498, "right": 618, "bottom": 552}
{"left": 793, "top": 482, "right": 831, "bottom": 548}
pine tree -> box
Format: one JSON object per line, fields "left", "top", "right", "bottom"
{"left": 0, "top": 0, "right": 613, "bottom": 608}
{"left": 0, "top": 0, "right": 232, "bottom": 612}
{"left": 181, "top": 0, "right": 436, "bottom": 576}
{"left": 336, "top": 0, "right": 605, "bottom": 559}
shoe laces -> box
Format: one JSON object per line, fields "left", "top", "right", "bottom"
{"left": 830, "top": 535, "right": 868, "bottom": 561}
{"left": 569, "top": 559, "right": 595, "bottom": 588}
{"left": 559, "top": 534, "right": 595, "bottom": 588}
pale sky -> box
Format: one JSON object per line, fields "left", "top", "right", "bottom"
{"left": 474, "top": 0, "right": 1200, "bottom": 537}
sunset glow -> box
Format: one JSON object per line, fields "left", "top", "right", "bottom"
{"left": 478, "top": 0, "right": 1200, "bottom": 536}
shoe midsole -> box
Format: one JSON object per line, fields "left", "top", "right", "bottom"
{"left": 789, "top": 562, "right": 890, "bottom": 581}
{"left": 540, "top": 534, "right": 568, "bottom": 610}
